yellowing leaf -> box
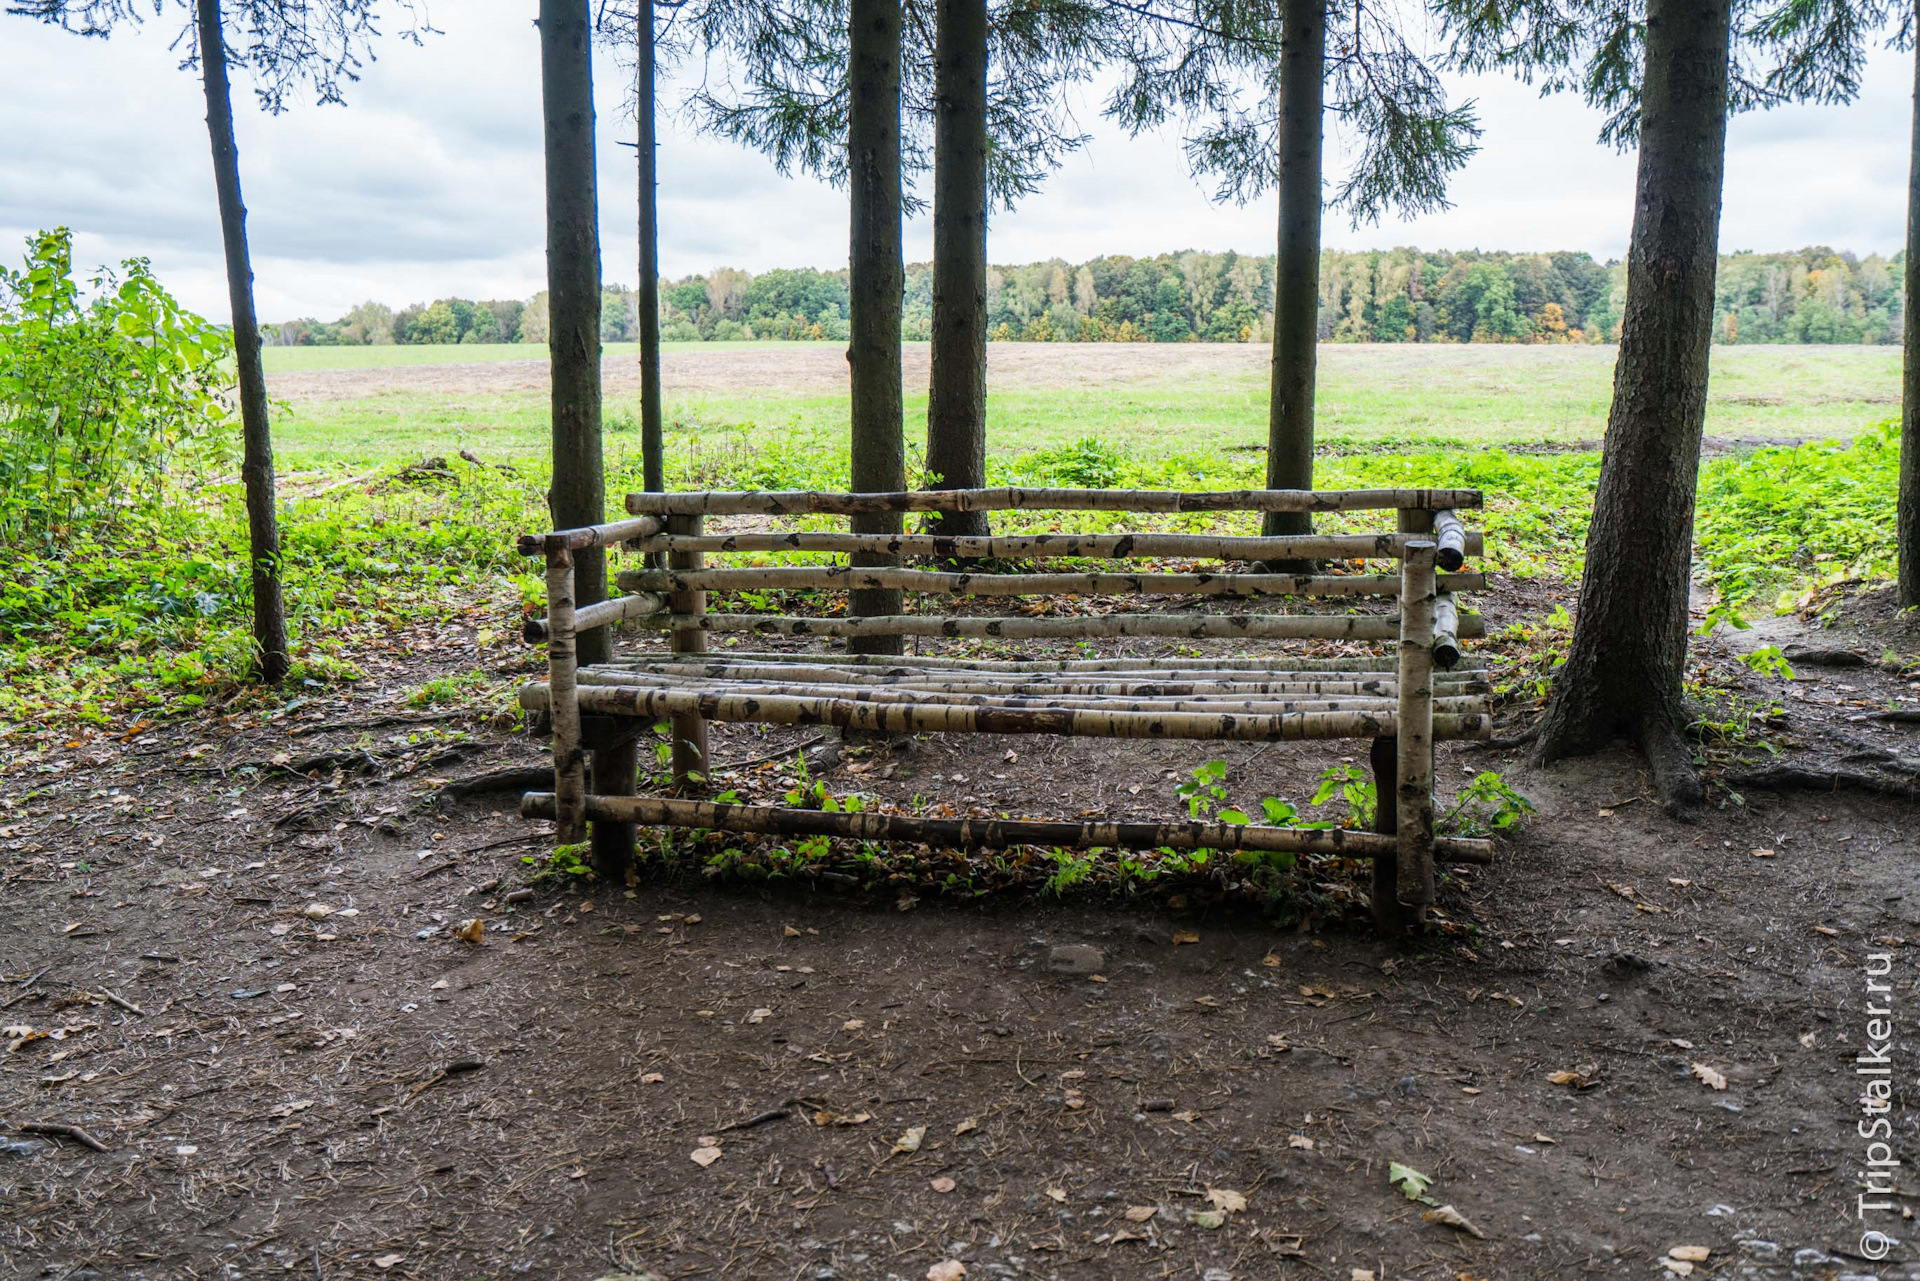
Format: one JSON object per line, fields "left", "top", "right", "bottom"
{"left": 1171, "top": 931, "right": 1199, "bottom": 946}
{"left": 892, "top": 1125, "right": 926, "bottom": 1154}
{"left": 1205, "top": 1187, "right": 1247, "bottom": 1213}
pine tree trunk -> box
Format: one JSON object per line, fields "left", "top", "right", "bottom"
{"left": 1901, "top": 7, "right": 1920, "bottom": 609}
{"left": 541, "top": 0, "right": 611, "bottom": 669}
{"left": 848, "top": 0, "right": 907, "bottom": 656}
{"left": 1261, "top": 0, "right": 1325, "bottom": 567}
{"left": 637, "top": 0, "right": 665, "bottom": 502}
{"left": 1531, "top": 0, "right": 1732, "bottom": 815}
{"left": 925, "top": 0, "right": 990, "bottom": 546}
{"left": 196, "top": 0, "right": 288, "bottom": 685}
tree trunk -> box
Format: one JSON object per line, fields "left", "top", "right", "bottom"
{"left": 1531, "top": 0, "right": 1733, "bottom": 815}
{"left": 196, "top": 0, "right": 288, "bottom": 685}
{"left": 1901, "top": 6, "right": 1920, "bottom": 609}
{"left": 637, "top": 0, "right": 665, "bottom": 503}
{"left": 541, "top": 0, "right": 611, "bottom": 668}
{"left": 847, "top": 0, "right": 907, "bottom": 655}
{"left": 925, "top": 0, "right": 990, "bottom": 546}
{"left": 1261, "top": 0, "right": 1325, "bottom": 569}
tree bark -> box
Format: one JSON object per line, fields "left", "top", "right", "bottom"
{"left": 636, "top": 0, "right": 665, "bottom": 503}
{"left": 1262, "top": 0, "right": 1325, "bottom": 567}
{"left": 1902, "top": 6, "right": 1920, "bottom": 608}
{"left": 541, "top": 0, "right": 611, "bottom": 668}
{"left": 925, "top": 0, "right": 991, "bottom": 545}
{"left": 848, "top": 0, "right": 908, "bottom": 656}
{"left": 1531, "top": 0, "right": 1732, "bottom": 816}
{"left": 196, "top": 0, "right": 288, "bottom": 685}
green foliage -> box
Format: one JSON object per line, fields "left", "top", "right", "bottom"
{"left": 1311, "top": 763, "right": 1377, "bottom": 829}
{"left": 407, "top": 670, "right": 493, "bottom": 708}
{"left": 1740, "top": 645, "right": 1797, "bottom": 680}
{"left": 1439, "top": 771, "right": 1536, "bottom": 837}
{"left": 0, "top": 228, "right": 235, "bottom": 543}
{"left": 524, "top": 843, "right": 593, "bottom": 882}
{"left": 1693, "top": 422, "right": 1900, "bottom": 608}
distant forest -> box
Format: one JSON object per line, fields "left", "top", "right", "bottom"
{"left": 265, "top": 246, "right": 1906, "bottom": 348}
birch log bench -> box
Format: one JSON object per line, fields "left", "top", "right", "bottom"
{"left": 515, "top": 488, "right": 1494, "bottom": 933}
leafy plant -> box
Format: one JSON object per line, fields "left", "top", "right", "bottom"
{"left": 1311, "top": 763, "right": 1376, "bottom": 829}
{"left": 523, "top": 843, "right": 592, "bottom": 882}
{"left": 1739, "top": 645, "right": 1796, "bottom": 680}
{"left": 1440, "top": 771, "right": 1536, "bottom": 836}
{"left": 1176, "top": 760, "right": 1230, "bottom": 818}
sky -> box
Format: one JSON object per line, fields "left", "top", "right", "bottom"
{"left": 0, "top": 2, "right": 1910, "bottom": 323}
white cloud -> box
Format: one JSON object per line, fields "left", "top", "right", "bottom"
{"left": 0, "top": 1, "right": 1907, "bottom": 322}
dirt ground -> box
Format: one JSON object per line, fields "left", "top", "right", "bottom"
{"left": 4, "top": 580, "right": 1920, "bottom": 1281}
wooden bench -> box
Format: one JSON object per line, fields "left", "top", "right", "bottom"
{"left": 516, "top": 487, "right": 1495, "bottom": 932}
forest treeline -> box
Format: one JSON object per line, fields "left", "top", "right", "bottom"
{"left": 266, "top": 245, "right": 1907, "bottom": 348}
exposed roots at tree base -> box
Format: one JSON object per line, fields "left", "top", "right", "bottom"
{"left": 1720, "top": 767, "right": 1920, "bottom": 802}
{"left": 1532, "top": 700, "right": 1700, "bottom": 821}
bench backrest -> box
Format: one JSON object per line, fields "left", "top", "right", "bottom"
{"left": 599, "top": 487, "right": 1484, "bottom": 657}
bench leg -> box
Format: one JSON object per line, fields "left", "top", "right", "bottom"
{"left": 589, "top": 738, "right": 638, "bottom": 880}
{"left": 1369, "top": 734, "right": 1408, "bottom": 935}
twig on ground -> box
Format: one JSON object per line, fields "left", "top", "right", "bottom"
{"left": 714, "top": 736, "right": 827, "bottom": 774}
{"left": 716, "top": 1108, "right": 790, "bottom": 1133}
{"left": 9, "top": 1120, "right": 112, "bottom": 1152}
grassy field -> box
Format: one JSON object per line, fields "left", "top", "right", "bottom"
{"left": 263, "top": 341, "right": 1902, "bottom": 470}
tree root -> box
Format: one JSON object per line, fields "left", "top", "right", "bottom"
{"left": 438, "top": 767, "right": 552, "bottom": 804}
{"left": 1638, "top": 714, "right": 1702, "bottom": 821}
{"left": 1720, "top": 766, "right": 1920, "bottom": 802}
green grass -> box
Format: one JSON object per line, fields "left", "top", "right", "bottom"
{"left": 0, "top": 343, "right": 1901, "bottom": 731}
{"left": 264, "top": 341, "right": 1901, "bottom": 469}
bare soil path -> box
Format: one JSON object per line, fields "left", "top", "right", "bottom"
{"left": 3, "top": 586, "right": 1919, "bottom": 1281}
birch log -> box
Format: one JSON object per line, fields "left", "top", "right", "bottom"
{"left": 667, "top": 514, "right": 709, "bottom": 788}
{"left": 616, "top": 567, "right": 1488, "bottom": 598}
{"left": 519, "top": 513, "right": 664, "bottom": 557}
{"left": 621, "top": 611, "right": 1483, "bottom": 642}
{"left": 622, "top": 486, "right": 1484, "bottom": 517}
{"left": 625, "top": 530, "right": 1483, "bottom": 562}
{"left": 543, "top": 549, "right": 586, "bottom": 843}
{"left": 555, "top": 680, "right": 1489, "bottom": 741}
{"left": 523, "top": 591, "right": 666, "bottom": 643}
{"left": 1396, "top": 541, "right": 1438, "bottom": 908}
{"left": 1432, "top": 509, "right": 1469, "bottom": 572}
{"left": 1432, "top": 592, "right": 1461, "bottom": 670}
{"left": 520, "top": 791, "right": 1495, "bottom": 863}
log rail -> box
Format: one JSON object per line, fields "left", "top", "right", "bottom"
{"left": 517, "top": 487, "right": 1493, "bottom": 935}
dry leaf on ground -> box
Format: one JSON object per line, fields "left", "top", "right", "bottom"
{"left": 689, "top": 1146, "right": 721, "bottom": 1167}
{"left": 1123, "top": 1205, "right": 1156, "bottom": 1222}
{"left": 926, "top": 1262, "right": 966, "bottom": 1281}
{"left": 1668, "top": 1246, "right": 1711, "bottom": 1262}
{"left": 892, "top": 1125, "right": 926, "bottom": 1154}
{"left": 1423, "top": 1204, "right": 1486, "bottom": 1238}
{"left": 1205, "top": 1187, "right": 1247, "bottom": 1213}
{"left": 1691, "top": 1062, "right": 1728, "bottom": 1090}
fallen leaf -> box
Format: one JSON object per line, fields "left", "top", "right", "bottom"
{"left": 1668, "top": 1246, "right": 1711, "bottom": 1263}
{"left": 1265, "top": 1034, "right": 1291, "bottom": 1051}
{"left": 1046, "top": 1186, "right": 1067, "bottom": 1203}
{"left": 953, "top": 1117, "right": 978, "bottom": 1135}
{"left": 895, "top": 891, "right": 920, "bottom": 912}
{"left": 1171, "top": 931, "right": 1199, "bottom": 946}
{"left": 812, "top": 1110, "right": 872, "bottom": 1127}
{"left": 1751, "top": 847, "right": 1776, "bottom": 859}
{"left": 301, "top": 904, "right": 332, "bottom": 920}
{"left": 1169, "top": 1111, "right": 1201, "bottom": 1122}
{"left": 428, "top": 978, "right": 448, "bottom": 991}
{"left": 690, "top": 1146, "right": 722, "bottom": 1167}
{"left": 1387, "top": 1161, "right": 1432, "bottom": 1201}
{"left": 1798, "top": 1031, "right": 1817, "bottom": 1048}
{"left": 373, "top": 1255, "right": 405, "bottom": 1270}
{"left": 931, "top": 1176, "right": 956, "bottom": 1193}
{"left": 843, "top": 1018, "right": 865, "bottom": 1031}
{"left": 1691, "top": 1062, "right": 1728, "bottom": 1091}
{"left": 1205, "top": 1187, "right": 1247, "bottom": 1213}
{"left": 784, "top": 925, "right": 802, "bottom": 938}
{"left": 926, "top": 1262, "right": 966, "bottom": 1281}
{"left": 453, "top": 918, "right": 484, "bottom": 943}
{"left": 1547, "top": 1064, "right": 1601, "bottom": 1089}
{"left": 1261, "top": 953, "right": 1282, "bottom": 968}
{"left": 1288, "top": 1134, "right": 1315, "bottom": 1150}
{"left": 745, "top": 1008, "right": 772, "bottom": 1024}
{"left": 892, "top": 1125, "right": 926, "bottom": 1154}
{"left": 1423, "top": 1204, "right": 1486, "bottom": 1238}
{"left": 1189, "top": 1209, "right": 1226, "bottom": 1230}
{"left": 640, "top": 1072, "right": 665, "bottom": 1084}
{"left": 1351, "top": 1272, "right": 1378, "bottom": 1281}
{"left": 1663, "top": 1262, "right": 1695, "bottom": 1278}
{"left": 1812, "top": 924, "right": 1839, "bottom": 937}
{"left": 1123, "top": 1205, "right": 1157, "bottom": 1222}
{"left": 1193, "top": 996, "right": 1220, "bottom": 1008}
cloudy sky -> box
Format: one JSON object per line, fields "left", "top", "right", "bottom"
{"left": 1, "top": 2, "right": 1909, "bottom": 323}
